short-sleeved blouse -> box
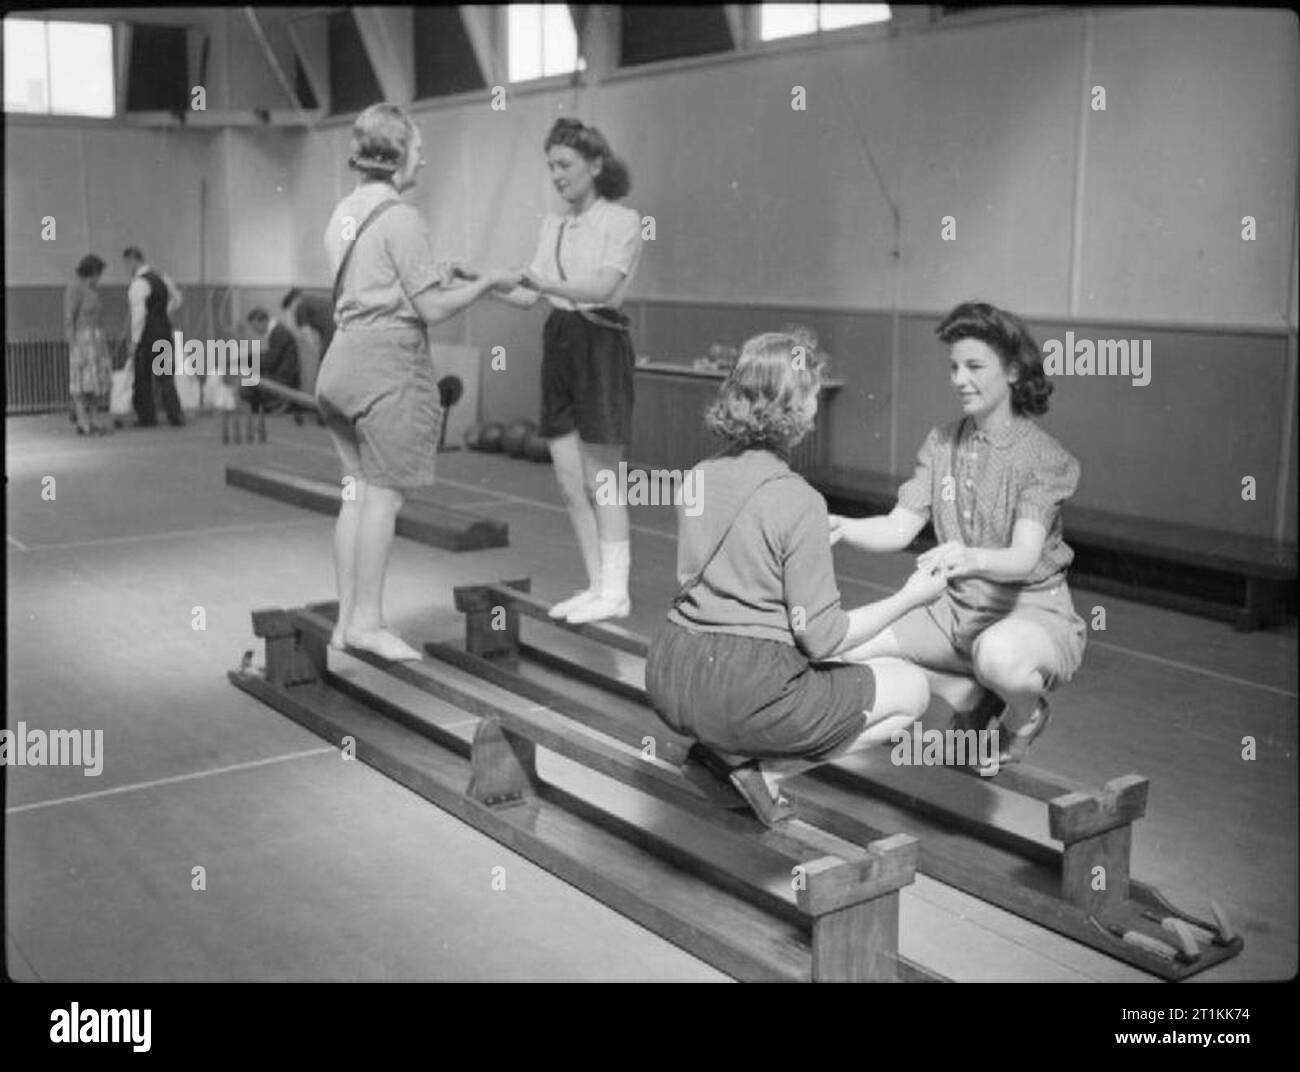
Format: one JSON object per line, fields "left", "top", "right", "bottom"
{"left": 896, "top": 416, "right": 1079, "bottom": 588}
{"left": 323, "top": 182, "right": 452, "bottom": 331}
{"left": 527, "top": 197, "right": 642, "bottom": 312}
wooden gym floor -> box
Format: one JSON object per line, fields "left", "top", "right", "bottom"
{"left": 6, "top": 411, "right": 1296, "bottom": 982}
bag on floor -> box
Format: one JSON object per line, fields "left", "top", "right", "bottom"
{"left": 208, "top": 377, "right": 239, "bottom": 412}
{"left": 109, "top": 361, "right": 134, "bottom": 417}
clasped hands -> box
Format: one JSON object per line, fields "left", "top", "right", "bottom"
{"left": 899, "top": 542, "right": 979, "bottom": 605}
{"left": 442, "top": 260, "right": 545, "bottom": 294}
{"left": 828, "top": 513, "right": 976, "bottom": 605}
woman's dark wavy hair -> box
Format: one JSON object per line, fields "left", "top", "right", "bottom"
{"left": 76, "top": 254, "right": 105, "bottom": 279}
{"left": 705, "top": 330, "right": 825, "bottom": 457}
{"left": 544, "top": 118, "right": 631, "bottom": 199}
{"left": 936, "top": 301, "right": 1052, "bottom": 416}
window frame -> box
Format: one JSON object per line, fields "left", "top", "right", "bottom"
{"left": 757, "top": 3, "right": 895, "bottom": 45}
{"left": 500, "top": 4, "right": 586, "bottom": 87}
{"left": 3, "top": 15, "right": 118, "bottom": 120}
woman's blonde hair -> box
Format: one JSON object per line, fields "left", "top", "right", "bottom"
{"left": 704, "top": 329, "right": 825, "bottom": 456}
{"left": 348, "top": 103, "right": 417, "bottom": 180}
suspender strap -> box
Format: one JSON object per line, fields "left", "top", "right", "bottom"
{"left": 553, "top": 219, "right": 568, "bottom": 281}
{"left": 333, "top": 199, "right": 400, "bottom": 319}
{"left": 555, "top": 218, "right": 629, "bottom": 333}
{"left": 673, "top": 467, "right": 802, "bottom": 605}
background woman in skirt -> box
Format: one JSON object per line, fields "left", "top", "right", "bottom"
{"left": 316, "top": 104, "right": 521, "bottom": 661}
{"left": 65, "top": 254, "right": 114, "bottom": 436}
{"left": 644, "top": 332, "right": 950, "bottom": 825}
{"left": 494, "top": 119, "right": 644, "bottom": 625}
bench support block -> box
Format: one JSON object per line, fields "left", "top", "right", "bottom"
{"left": 468, "top": 715, "right": 538, "bottom": 808}
{"left": 251, "top": 607, "right": 325, "bottom": 687}
{"left": 455, "top": 580, "right": 530, "bottom": 662}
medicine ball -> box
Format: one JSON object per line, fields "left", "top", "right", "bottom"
{"left": 478, "top": 421, "right": 506, "bottom": 452}
{"left": 504, "top": 419, "right": 536, "bottom": 457}
{"left": 463, "top": 423, "right": 483, "bottom": 451}
{"left": 523, "top": 431, "right": 551, "bottom": 463}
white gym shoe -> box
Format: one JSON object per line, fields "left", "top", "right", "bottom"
{"left": 565, "top": 593, "right": 630, "bottom": 624}
{"left": 548, "top": 589, "right": 597, "bottom": 618}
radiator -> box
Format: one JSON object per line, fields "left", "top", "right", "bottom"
{"left": 5, "top": 335, "right": 126, "bottom": 415}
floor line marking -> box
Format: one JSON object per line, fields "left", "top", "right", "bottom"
{"left": 266, "top": 437, "right": 1300, "bottom": 698}
{"left": 7, "top": 534, "right": 30, "bottom": 552}
{"left": 21, "top": 517, "right": 322, "bottom": 553}
{"left": 1083, "top": 640, "right": 1298, "bottom": 699}
{"left": 6, "top": 746, "right": 336, "bottom": 815}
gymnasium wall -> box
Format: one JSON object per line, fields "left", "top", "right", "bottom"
{"left": 6, "top": 6, "right": 1297, "bottom": 540}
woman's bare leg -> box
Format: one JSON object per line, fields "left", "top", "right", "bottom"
{"left": 567, "top": 440, "right": 631, "bottom": 623}
{"left": 344, "top": 482, "right": 419, "bottom": 661}
{"left": 547, "top": 431, "right": 601, "bottom": 617}
{"left": 331, "top": 479, "right": 362, "bottom": 648}
{"left": 758, "top": 658, "right": 931, "bottom": 795}
{"left": 72, "top": 395, "right": 92, "bottom": 433}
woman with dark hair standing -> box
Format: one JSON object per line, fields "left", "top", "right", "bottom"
{"left": 831, "top": 301, "right": 1087, "bottom": 773}
{"left": 316, "top": 103, "right": 521, "bottom": 661}
{"left": 65, "top": 254, "right": 113, "bottom": 435}
{"left": 494, "top": 119, "right": 644, "bottom": 624}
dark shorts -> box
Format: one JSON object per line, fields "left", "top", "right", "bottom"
{"left": 644, "top": 621, "right": 875, "bottom": 762}
{"left": 315, "top": 324, "right": 442, "bottom": 490}
{"left": 541, "top": 309, "right": 635, "bottom": 445}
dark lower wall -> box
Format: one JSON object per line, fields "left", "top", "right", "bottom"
{"left": 625, "top": 299, "right": 1298, "bottom": 544}
{"left": 10, "top": 282, "right": 1296, "bottom": 544}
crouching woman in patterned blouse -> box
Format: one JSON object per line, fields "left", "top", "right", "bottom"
{"left": 831, "top": 301, "right": 1087, "bottom": 775}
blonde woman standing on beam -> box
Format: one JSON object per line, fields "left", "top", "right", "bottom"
{"left": 494, "top": 118, "right": 644, "bottom": 624}
{"left": 316, "top": 103, "right": 522, "bottom": 661}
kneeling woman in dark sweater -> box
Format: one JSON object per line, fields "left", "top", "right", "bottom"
{"left": 645, "top": 331, "right": 948, "bottom": 825}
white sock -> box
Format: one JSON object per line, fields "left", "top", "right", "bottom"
{"left": 598, "top": 539, "right": 630, "bottom": 600}
{"left": 565, "top": 540, "right": 631, "bottom": 621}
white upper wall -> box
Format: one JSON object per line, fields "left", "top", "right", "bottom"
{"left": 7, "top": 6, "right": 1298, "bottom": 329}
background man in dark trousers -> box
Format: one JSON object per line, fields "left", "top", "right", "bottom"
{"left": 122, "top": 246, "right": 184, "bottom": 427}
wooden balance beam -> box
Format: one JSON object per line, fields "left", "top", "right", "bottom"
{"left": 230, "top": 601, "right": 938, "bottom": 982}
{"left": 444, "top": 578, "right": 1244, "bottom": 981}
{"left": 225, "top": 463, "right": 507, "bottom": 552}
{"left": 223, "top": 376, "right": 506, "bottom": 552}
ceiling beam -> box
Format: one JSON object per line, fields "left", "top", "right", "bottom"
{"left": 350, "top": 6, "right": 413, "bottom": 105}
{"left": 285, "top": 12, "right": 329, "bottom": 115}
{"left": 114, "top": 21, "right": 133, "bottom": 116}
{"left": 244, "top": 7, "right": 308, "bottom": 119}
{"left": 459, "top": 5, "right": 505, "bottom": 88}
{"left": 723, "top": 5, "right": 748, "bottom": 50}
{"left": 578, "top": 5, "right": 618, "bottom": 82}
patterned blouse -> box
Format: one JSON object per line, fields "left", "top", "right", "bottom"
{"left": 896, "top": 416, "right": 1080, "bottom": 590}
{"left": 65, "top": 279, "right": 104, "bottom": 336}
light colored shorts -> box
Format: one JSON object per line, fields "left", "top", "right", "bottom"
{"left": 890, "top": 577, "right": 1087, "bottom": 690}
{"left": 315, "top": 324, "right": 442, "bottom": 490}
